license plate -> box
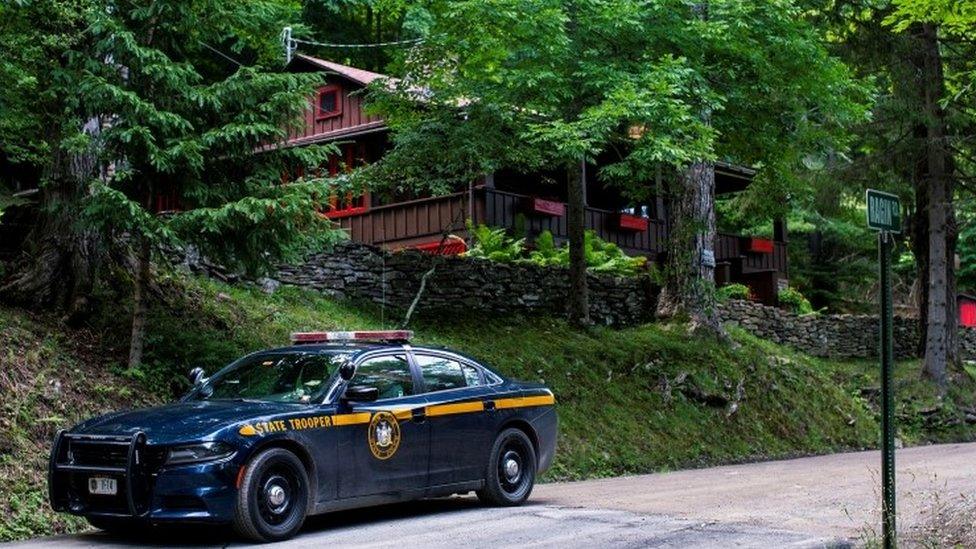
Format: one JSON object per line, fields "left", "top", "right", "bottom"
{"left": 88, "top": 477, "right": 117, "bottom": 496}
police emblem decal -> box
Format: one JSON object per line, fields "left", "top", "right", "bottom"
{"left": 368, "top": 411, "right": 401, "bottom": 460}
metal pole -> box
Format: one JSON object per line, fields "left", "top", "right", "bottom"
{"left": 879, "top": 231, "right": 896, "bottom": 548}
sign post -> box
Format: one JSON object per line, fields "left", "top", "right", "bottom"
{"left": 866, "top": 189, "right": 901, "bottom": 549}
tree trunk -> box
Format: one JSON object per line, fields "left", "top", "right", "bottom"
{"left": 128, "top": 237, "right": 151, "bottom": 368}
{"left": 656, "top": 161, "right": 724, "bottom": 338}
{"left": 566, "top": 159, "right": 590, "bottom": 327}
{"left": 919, "top": 22, "right": 955, "bottom": 390}
{"left": 0, "top": 133, "right": 99, "bottom": 324}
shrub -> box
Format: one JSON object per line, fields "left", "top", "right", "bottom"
{"left": 463, "top": 222, "right": 525, "bottom": 262}
{"left": 464, "top": 224, "right": 645, "bottom": 276}
{"left": 717, "top": 283, "right": 752, "bottom": 302}
{"left": 526, "top": 230, "right": 646, "bottom": 276}
{"left": 778, "top": 286, "right": 814, "bottom": 314}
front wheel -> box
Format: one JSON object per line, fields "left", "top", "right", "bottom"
{"left": 477, "top": 428, "right": 537, "bottom": 506}
{"left": 233, "top": 448, "right": 310, "bottom": 542}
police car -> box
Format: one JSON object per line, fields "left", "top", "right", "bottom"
{"left": 49, "top": 330, "right": 557, "bottom": 542}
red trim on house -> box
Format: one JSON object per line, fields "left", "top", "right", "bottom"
{"left": 410, "top": 238, "right": 468, "bottom": 256}
{"left": 743, "top": 237, "right": 774, "bottom": 254}
{"left": 617, "top": 213, "right": 649, "bottom": 232}
{"left": 315, "top": 85, "right": 342, "bottom": 120}
{"left": 321, "top": 206, "right": 368, "bottom": 219}
{"left": 528, "top": 197, "right": 565, "bottom": 217}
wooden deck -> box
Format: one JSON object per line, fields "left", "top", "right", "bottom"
{"left": 333, "top": 188, "right": 788, "bottom": 282}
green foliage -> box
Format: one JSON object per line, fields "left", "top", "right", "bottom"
{"left": 1, "top": 0, "right": 346, "bottom": 279}
{"left": 886, "top": 0, "right": 976, "bottom": 36}
{"left": 778, "top": 287, "right": 814, "bottom": 315}
{"left": 579, "top": 231, "right": 647, "bottom": 276}
{"left": 716, "top": 283, "right": 752, "bottom": 302}
{"left": 463, "top": 222, "right": 525, "bottom": 263}
{"left": 959, "top": 214, "right": 976, "bottom": 293}
{"left": 465, "top": 225, "right": 646, "bottom": 276}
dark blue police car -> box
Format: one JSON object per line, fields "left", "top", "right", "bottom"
{"left": 49, "top": 330, "right": 557, "bottom": 542}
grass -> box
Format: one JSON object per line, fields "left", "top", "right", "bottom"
{"left": 1, "top": 272, "right": 974, "bottom": 540}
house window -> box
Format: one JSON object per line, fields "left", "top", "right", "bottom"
{"left": 316, "top": 85, "right": 341, "bottom": 119}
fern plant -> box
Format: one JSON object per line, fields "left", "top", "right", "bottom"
{"left": 463, "top": 221, "right": 525, "bottom": 262}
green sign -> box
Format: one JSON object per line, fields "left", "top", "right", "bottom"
{"left": 866, "top": 189, "right": 901, "bottom": 233}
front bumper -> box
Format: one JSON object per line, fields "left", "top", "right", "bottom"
{"left": 49, "top": 431, "right": 239, "bottom": 523}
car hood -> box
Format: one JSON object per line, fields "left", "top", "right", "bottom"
{"left": 71, "top": 400, "right": 293, "bottom": 445}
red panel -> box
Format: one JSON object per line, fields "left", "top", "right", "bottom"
{"left": 410, "top": 238, "right": 468, "bottom": 255}
{"left": 617, "top": 213, "right": 649, "bottom": 232}
{"left": 528, "top": 197, "right": 565, "bottom": 217}
{"left": 322, "top": 206, "right": 368, "bottom": 220}
{"left": 960, "top": 301, "right": 976, "bottom": 327}
{"left": 744, "top": 237, "right": 774, "bottom": 254}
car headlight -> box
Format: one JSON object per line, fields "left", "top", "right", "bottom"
{"left": 165, "top": 442, "right": 235, "bottom": 465}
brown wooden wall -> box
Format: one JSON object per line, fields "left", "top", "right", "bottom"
{"left": 334, "top": 192, "right": 472, "bottom": 249}
{"left": 285, "top": 83, "right": 385, "bottom": 144}
{"left": 334, "top": 187, "right": 788, "bottom": 282}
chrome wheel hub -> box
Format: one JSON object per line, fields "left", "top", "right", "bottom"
{"left": 263, "top": 474, "right": 291, "bottom": 515}
{"left": 502, "top": 450, "right": 521, "bottom": 483}
{"left": 268, "top": 485, "right": 286, "bottom": 507}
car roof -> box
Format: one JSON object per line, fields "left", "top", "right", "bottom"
{"left": 256, "top": 343, "right": 489, "bottom": 367}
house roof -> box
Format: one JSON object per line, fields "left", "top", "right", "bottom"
{"left": 288, "top": 54, "right": 391, "bottom": 87}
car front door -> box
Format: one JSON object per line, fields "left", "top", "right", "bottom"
{"left": 336, "top": 352, "right": 429, "bottom": 499}
{"left": 412, "top": 352, "right": 496, "bottom": 487}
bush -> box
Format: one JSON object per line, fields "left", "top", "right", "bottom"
{"left": 464, "top": 224, "right": 646, "bottom": 277}
{"left": 778, "top": 286, "right": 814, "bottom": 314}
{"left": 717, "top": 283, "right": 752, "bottom": 302}
{"left": 463, "top": 222, "right": 525, "bottom": 262}
{"left": 526, "top": 230, "right": 646, "bottom": 276}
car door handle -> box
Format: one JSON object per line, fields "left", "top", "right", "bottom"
{"left": 412, "top": 408, "right": 427, "bottom": 423}
{"left": 484, "top": 400, "right": 496, "bottom": 412}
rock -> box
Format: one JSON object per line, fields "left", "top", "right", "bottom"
{"left": 257, "top": 277, "right": 280, "bottom": 294}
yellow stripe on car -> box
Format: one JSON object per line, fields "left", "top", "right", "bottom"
{"left": 494, "top": 394, "right": 556, "bottom": 409}
{"left": 331, "top": 412, "right": 373, "bottom": 426}
{"left": 427, "top": 401, "right": 485, "bottom": 417}
{"left": 237, "top": 393, "right": 554, "bottom": 436}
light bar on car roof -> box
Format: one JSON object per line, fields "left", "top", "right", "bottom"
{"left": 290, "top": 330, "right": 414, "bottom": 344}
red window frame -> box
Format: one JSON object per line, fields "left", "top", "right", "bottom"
{"left": 315, "top": 85, "right": 342, "bottom": 120}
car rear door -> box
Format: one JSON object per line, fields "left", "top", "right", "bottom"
{"left": 336, "top": 352, "right": 430, "bottom": 499}
{"left": 411, "top": 351, "right": 497, "bottom": 487}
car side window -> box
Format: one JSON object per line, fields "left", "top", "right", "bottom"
{"left": 415, "top": 354, "right": 482, "bottom": 392}
{"left": 350, "top": 354, "right": 413, "bottom": 400}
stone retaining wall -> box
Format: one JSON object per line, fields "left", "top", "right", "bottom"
{"left": 718, "top": 299, "right": 976, "bottom": 360}
{"left": 272, "top": 242, "right": 657, "bottom": 326}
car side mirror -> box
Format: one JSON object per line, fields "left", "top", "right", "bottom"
{"left": 338, "top": 361, "right": 355, "bottom": 381}
{"left": 188, "top": 367, "right": 207, "bottom": 387}
{"left": 343, "top": 385, "right": 378, "bottom": 402}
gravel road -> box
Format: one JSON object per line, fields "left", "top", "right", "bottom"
{"left": 7, "top": 442, "right": 974, "bottom": 548}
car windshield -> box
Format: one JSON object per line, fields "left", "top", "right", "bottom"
{"left": 194, "top": 351, "right": 349, "bottom": 404}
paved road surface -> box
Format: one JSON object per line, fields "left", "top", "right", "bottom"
{"left": 8, "top": 442, "right": 975, "bottom": 548}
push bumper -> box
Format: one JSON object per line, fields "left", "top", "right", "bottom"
{"left": 49, "top": 431, "right": 239, "bottom": 523}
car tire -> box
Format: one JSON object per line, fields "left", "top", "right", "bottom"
{"left": 233, "top": 448, "right": 310, "bottom": 543}
{"left": 86, "top": 516, "right": 147, "bottom": 535}
{"left": 476, "top": 428, "right": 536, "bottom": 506}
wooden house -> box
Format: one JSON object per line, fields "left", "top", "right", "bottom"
{"left": 282, "top": 54, "right": 790, "bottom": 303}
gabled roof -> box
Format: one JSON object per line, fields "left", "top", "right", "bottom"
{"left": 288, "top": 54, "right": 390, "bottom": 87}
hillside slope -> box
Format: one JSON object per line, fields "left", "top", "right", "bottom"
{"left": 2, "top": 274, "right": 974, "bottom": 540}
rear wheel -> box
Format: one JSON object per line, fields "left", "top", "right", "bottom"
{"left": 233, "top": 448, "right": 309, "bottom": 542}
{"left": 476, "top": 428, "right": 536, "bottom": 506}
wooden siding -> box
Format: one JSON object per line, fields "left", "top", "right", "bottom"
{"left": 334, "top": 192, "right": 472, "bottom": 249}
{"left": 285, "top": 84, "right": 384, "bottom": 144}
{"left": 335, "top": 188, "right": 787, "bottom": 281}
